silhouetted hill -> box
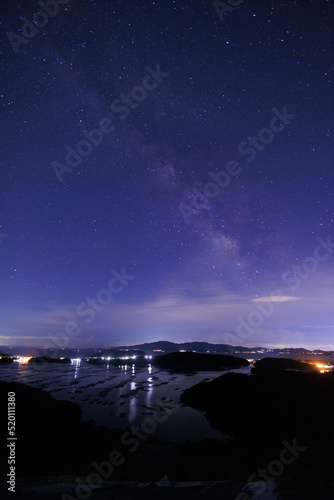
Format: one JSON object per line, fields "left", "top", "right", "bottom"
{"left": 152, "top": 352, "right": 249, "bottom": 371}
{"left": 116, "top": 341, "right": 237, "bottom": 354}
{"left": 181, "top": 366, "right": 334, "bottom": 497}
{"left": 113, "top": 341, "right": 334, "bottom": 357}
{"left": 251, "top": 357, "right": 318, "bottom": 374}
{"left": 28, "top": 356, "right": 71, "bottom": 364}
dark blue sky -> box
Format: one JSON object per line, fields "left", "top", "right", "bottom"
{"left": 1, "top": 0, "right": 333, "bottom": 349}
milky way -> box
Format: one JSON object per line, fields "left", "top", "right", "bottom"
{"left": 1, "top": 0, "right": 333, "bottom": 349}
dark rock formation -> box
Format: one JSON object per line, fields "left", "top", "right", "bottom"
{"left": 0, "top": 357, "right": 13, "bottom": 364}
{"left": 152, "top": 352, "right": 249, "bottom": 371}
{"left": 28, "top": 356, "right": 71, "bottom": 364}
{"left": 181, "top": 362, "right": 334, "bottom": 497}
{"left": 251, "top": 357, "right": 318, "bottom": 374}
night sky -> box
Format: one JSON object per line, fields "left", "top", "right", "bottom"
{"left": 1, "top": 0, "right": 333, "bottom": 350}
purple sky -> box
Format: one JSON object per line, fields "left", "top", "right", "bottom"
{"left": 1, "top": 1, "right": 333, "bottom": 350}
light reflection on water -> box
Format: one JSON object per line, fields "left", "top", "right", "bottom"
{"left": 17, "top": 361, "right": 29, "bottom": 382}
{"left": 71, "top": 358, "right": 81, "bottom": 379}
{"left": 0, "top": 361, "right": 250, "bottom": 441}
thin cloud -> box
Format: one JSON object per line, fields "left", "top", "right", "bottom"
{"left": 251, "top": 296, "right": 303, "bottom": 303}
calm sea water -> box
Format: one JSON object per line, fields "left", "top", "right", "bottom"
{"left": 0, "top": 360, "right": 251, "bottom": 441}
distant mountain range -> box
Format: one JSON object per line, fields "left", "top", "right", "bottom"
{"left": 112, "top": 341, "right": 334, "bottom": 356}
{"left": 1, "top": 342, "right": 333, "bottom": 359}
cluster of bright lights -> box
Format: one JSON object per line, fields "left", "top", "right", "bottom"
{"left": 101, "top": 355, "right": 138, "bottom": 360}
{"left": 315, "top": 362, "right": 334, "bottom": 373}
{"left": 99, "top": 354, "right": 153, "bottom": 360}
{"left": 71, "top": 358, "right": 81, "bottom": 365}
{"left": 14, "top": 356, "right": 32, "bottom": 364}
{"left": 314, "top": 363, "right": 334, "bottom": 373}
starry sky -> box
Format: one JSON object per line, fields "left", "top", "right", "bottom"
{"left": 1, "top": 0, "right": 333, "bottom": 350}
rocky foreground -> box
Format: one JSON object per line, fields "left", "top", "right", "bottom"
{"left": 0, "top": 358, "right": 333, "bottom": 499}
{"left": 181, "top": 358, "right": 334, "bottom": 498}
